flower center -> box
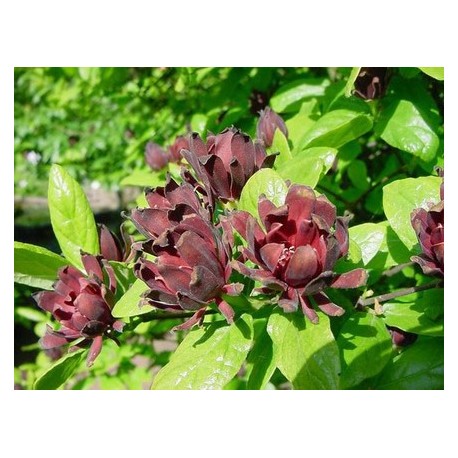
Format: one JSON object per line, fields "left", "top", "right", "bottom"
{"left": 277, "top": 246, "right": 295, "bottom": 269}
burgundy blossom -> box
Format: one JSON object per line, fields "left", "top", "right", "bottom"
{"left": 33, "top": 253, "right": 124, "bottom": 366}
{"left": 145, "top": 141, "right": 169, "bottom": 170}
{"left": 134, "top": 194, "right": 242, "bottom": 329}
{"left": 353, "top": 67, "right": 391, "bottom": 100}
{"left": 410, "top": 174, "right": 444, "bottom": 277}
{"left": 229, "top": 185, "right": 367, "bottom": 323}
{"left": 256, "top": 106, "right": 288, "bottom": 147}
{"left": 98, "top": 223, "right": 136, "bottom": 263}
{"left": 128, "top": 175, "right": 210, "bottom": 252}
{"left": 181, "top": 127, "right": 276, "bottom": 203}
{"left": 388, "top": 326, "right": 417, "bottom": 348}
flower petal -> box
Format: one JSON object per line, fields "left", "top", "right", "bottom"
{"left": 284, "top": 245, "right": 318, "bottom": 287}
{"left": 87, "top": 335, "right": 103, "bottom": 367}
{"left": 299, "top": 295, "right": 319, "bottom": 324}
{"left": 313, "top": 292, "right": 345, "bottom": 316}
{"left": 259, "top": 243, "right": 285, "bottom": 273}
{"left": 331, "top": 268, "right": 367, "bottom": 289}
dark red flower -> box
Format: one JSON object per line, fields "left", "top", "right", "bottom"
{"left": 229, "top": 185, "right": 367, "bottom": 323}
{"left": 97, "top": 223, "right": 136, "bottom": 263}
{"left": 145, "top": 141, "right": 169, "bottom": 170}
{"left": 134, "top": 211, "right": 242, "bottom": 329}
{"left": 411, "top": 202, "right": 444, "bottom": 277}
{"left": 181, "top": 127, "right": 276, "bottom": 203}
{"left": 128, "top": 175, "right": 210, "bottom": 253}
{"left": 353, "top": 67, "right": 391, "bottom": 100}
{"left": 256, "top": 106, "right": 288, "bottom": 147}
{"left": 33, "top": 253, "right": 124, "bottom": 366}
{"left": 388, "top": 326, "right": 417, "bottom": 348}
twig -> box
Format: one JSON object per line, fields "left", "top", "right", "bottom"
{"left": 357, "top": 280, "right": 442, "bottom": 307}
{"left": 382, "top": 262, "right": 414, "bottom": 277}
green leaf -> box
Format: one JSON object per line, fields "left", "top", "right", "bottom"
{"left": 297, "top": 109, "right": 373, "bottom": 150}
{"left": 276, "top": 147, "right": 337, "bottom": 189}
{"left": 383, "top": 176, "right": 442, "bottom": 250}
{"left": 239, "top": 169, "right": 288, "bottom": 221}
{"left": 108, "top": 261, "right": 136, "bottom": 300}
{"left": 376, "top": 337, "right": 444, "bottom": 389}
{"left": 349, "top": 223, "right": 386, "bottom": 266}
{"left": 245, "top": 319, "right": 276, "bottom": 390}
{"left": 120, "top": 169, "right": 166, "bottom": 187}
{"left": 267, "top": 311, "right": 340, "bottom": 390}
{"left": 270, "top": 129, "right": 292, "bottom": 167}
{"left": 337, "top": 312, "right": 392, "bottom": 389}
{"left": 48, "top": 164, "right": 99, "bottom": 270}
{"left": 34, "top": 349, "right": 86, "bottom": 390}
{"left": 418, "top": 67, "right": 444, "bottom": 81}
{"left": 376, "top": 77, "right": 441, "bottom": 162}
{"left": 285, "top": 100, "right": 318, "bottom": 151}
{"left": 382, "top": 289, "right": 444, "bottom": 337}
{"left": 270, "top": 78, "right": 329, "bottom": 113}
{"left": 344, "top": 67, "right": 361, "bottom": 97}
{"left": 151, "top": 314, "right": 254, "bottom": 390}
{"left": 111, "top": 278, "right": 153, "bottom": 318}
{"left": 347, "top": 160, "right": 369, "bottom": 191}
{"left": 14, "top": 241, "right": 68, "bottom": 289}
{"left": 190, "top": 113, "right": 208, "bottom": 135}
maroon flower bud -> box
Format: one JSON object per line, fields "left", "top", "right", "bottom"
{"left": 229, "top": 185, "right": 367, "bottom": 323}
{"left": 181, "top": 127, "right": 276, "bottom": 203}
{"left": 388, "top": 326, "right": 417, "bottom": 348}
{"left": 411, "top": 202, "right": 444, "bottom": 278}
{"left": 134, "top": 215, "right": 242, "bottom": 330}
{"left": 145, "top": 141, "right": 169, "bottom": 170}
{"left": 168, "top": 135, "right": 190, "bottom": 163}
{"left": 256, "top": 106, "right": 288, "bottom": 147}
{"left": 33, "top": 253, "right": 124, "bottom": 366}
{"left": 97, "top": 223, "right": 136, "bottom": 263}
{"left": 353, "top": 67, "right": 391, "bottom": 100}
{"left": 128, "top": 176, "right": 210, "bottom": 253}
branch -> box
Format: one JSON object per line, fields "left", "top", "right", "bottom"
{"left": 357, "top": 280, "right": 442, "bottom": 307}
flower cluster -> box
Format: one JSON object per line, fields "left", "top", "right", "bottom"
{"left": 129, "top": 175, "right": 243, "bottom": 329}
{"left": 228, "top": 185, "right": 367, "bottom": 323}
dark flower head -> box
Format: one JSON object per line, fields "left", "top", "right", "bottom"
{"left": 145, "top": 141, "right": 169, "bottom": 170}
{"left": 353, "top": 67, "right": 391, "bottom": 100}
{"left": 128, "top": 175, "right": 209, "bottom": 253}
{"left": 33, "top": 253, "right": 124, "bottom": 366}
{"left": 181, "top": 127, "right": 276, "bottom": 203}
{"left": 388, "top": 326, "right": 417, "bottom": 348}
{"left": 229, "top": 185, "right": 367, "bottom": 323}
{"left": 256, "top": 106, "right": 288, "bottom": 147}
{"left": 411, "top": 202, "right": 444, "bottom": 278}
{"left": 98, "top": 223, "right": 136, "bottom": 263}
{"left": 134, "top": 210, "right": 242, "bottom": 329}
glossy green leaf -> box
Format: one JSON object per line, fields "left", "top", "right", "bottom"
{"left": 111, "top": 278, "right": 153, "bottom": 318}
{"left": 344, "top": 67, "right": 362, "bottom": 97}
{"left": 383, "top": 176, "right": 442, "bottom": 250}
{"left": 190, "top": 113, "right": 208, "bottom": 135}
{"left": 337, "top": 312, "right": 392, "bottom": 389}
{"left": 378, "top": 100, "right": 439, "bottom": 161}
{"left": 151, "top": 314, "right": 254, "bottom": 390}
{"left": 418, "top": 67, "right": 444, "bottom": 81}
{"left": 270, "top": 129, "right": 292, "bottom": 167}
{"left": 245, "top": 319, "right": 276, "bottom": 390}
{"left": 382, "top": 289, "right": 444, "bottom": 336}
{"left": 270, "top": 78, "right": 329, "bottom": 113}
{"left": 285, "top": 100, "right": 318, "bottom": 150}
{"left": 349, "top": 223, "right": 386, "bottom": 265}
{"left": 267, "top": 311, "right": 340, "bottom": 390}
{"left": 14, "top": 241, "right": 68, "bottom": 289}
{"left": 48, "top": 164, "right": 99, "bottom": 270}
{"left": 120, "top": 169, "right": 166, "bottom": 187}
{"left": 239, "top": 169, "right": 288, "bottom": 221}
{"left": 276, "top": 147, "right": 337, "bottom": 189}
{"left": 298, "top": 109, "right": 373, "bottom": 150}
{"left": 376, "top": 337, "right": 444, "bottom": 389}
{"left": 34, "top": 349, "right": 86, "bottom": 390}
